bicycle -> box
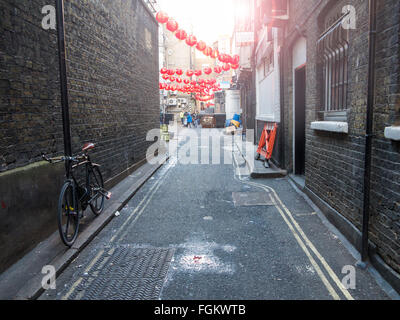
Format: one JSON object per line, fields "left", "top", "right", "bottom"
{"left": 43, "top": 143, "right": 111, "bottom": 247}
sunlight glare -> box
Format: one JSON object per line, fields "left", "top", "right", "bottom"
{"left": 158, "top": 0, "right": 235, "bottom": 46}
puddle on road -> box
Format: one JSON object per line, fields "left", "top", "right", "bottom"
{"left": 164, "top": 239, "right": 237, "bottom": 284}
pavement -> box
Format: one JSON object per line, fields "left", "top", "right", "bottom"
{"left": 31, "top": 126, "right": 398, "bottom": 300}
{"left": 235, "top": 137, "right": 288, "bottom": 179}
{"left": 0, "top": 155, "right": 168, "bottom": 300}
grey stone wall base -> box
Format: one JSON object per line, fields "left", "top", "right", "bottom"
{"left": 304, "top": 186, "right": 400, "bottom": 294}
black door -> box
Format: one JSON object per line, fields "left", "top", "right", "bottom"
{"left": 295, "top": 66, "right": 306, "bottom": 175}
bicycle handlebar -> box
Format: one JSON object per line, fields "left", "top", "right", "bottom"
{"left": 42, "top": 154, "right": 87, "bottom": 164}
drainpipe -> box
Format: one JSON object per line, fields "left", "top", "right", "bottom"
{"left": 252, "top": 0, "right": 258, "bottom": 144}
{"left": 360, "top": 0, "right": 377, "bottom": 265}
{"left": 279, "top": 27, "right": 286, "bottom": 169}
{"left": 55, "top": 0, "right": 72, "bottom": 172}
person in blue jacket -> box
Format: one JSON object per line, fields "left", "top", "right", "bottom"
{"left": 187, "top": 113, "right": 193, "bottom": 128}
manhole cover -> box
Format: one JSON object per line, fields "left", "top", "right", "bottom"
{"left": 63, "top": 247, "right": 175, "bottom": 300}
{"left": 232, "top": 192, "right": 274, "bottom": 207}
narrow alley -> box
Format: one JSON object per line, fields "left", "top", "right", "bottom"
{"left": 39, "top": 129, "right": 393, "bottom": 300}
{"left": 1, "top": 0, "right": 400, "bottom": 308}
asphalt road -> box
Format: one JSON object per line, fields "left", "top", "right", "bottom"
{"left": 39, "top": 128, "right": 394, "bottom": 300}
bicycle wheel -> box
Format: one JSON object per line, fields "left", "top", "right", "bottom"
{"left": 89, "top": 166, "right": 105, "bottom": 216}
{"left": 58, "top": 181, "right": 80, "bottom": 247}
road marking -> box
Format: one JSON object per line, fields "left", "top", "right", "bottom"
{"left": 62, "top": 249, "right": 104, "bottom": 300}
{"left": 109, "top": 159, "right": 175, "bottom": 243}
{"left": 115, "top": 163, "right": 174, "bottom": 242}
{"left": 265, "top": 184, "right": 354, "bottom": 300}
{"left": 232, "top": 150, "right": 354, "bottom": 300}
{"left": 270, "top": 196, "right": 341, "bottom": 300}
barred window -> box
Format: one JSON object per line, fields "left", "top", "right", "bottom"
{"left": 317, "top": 10, "right": 350, "bottom": 121}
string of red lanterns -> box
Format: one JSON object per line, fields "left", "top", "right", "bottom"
{"left": 156, "top": 11, "right": 240, "bottom": 72}
{"left": 156, "top": 10, "right": 237, "bottom": 105}
{"left": 160, "top": 79, "right": 221, "bottom": 98}
{"left": 160, "top": 65, "right": 238, "bottom": 78}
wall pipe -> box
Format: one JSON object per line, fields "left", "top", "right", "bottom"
{"left": 55, "top": 0, "right": 72, "bottom": 173}
{"left": 360, "top": 0, "right": 377, "bottom": 265}
{"left": 279, "top": 26, "right": 286, "bottom": 169}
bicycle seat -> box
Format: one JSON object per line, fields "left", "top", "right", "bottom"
{"left": 82, "top": 143, "right": 95, "bottom": 152}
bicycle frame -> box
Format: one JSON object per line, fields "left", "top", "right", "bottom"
{"left": 67, "top": 154, "right": 101, "bottom": 210}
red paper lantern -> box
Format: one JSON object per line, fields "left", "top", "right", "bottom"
{"left": 167, "top": 69, "right": 175, "bottom": 76}
{"left": 214, "top": 66, "right": 222, "bottom": 74}
{"left": 169, "top": 76, "right": 176, "bottom": 82}
{"left": 183, "top": 79, "right": 190, "bottom": 84}
{"left": 162, "top": 74, "right": 169, "bottom": 80}
{"left": 231, "top": 64, "right": 239, "bottom": 70}
{"left": 176, "top": 69, "right": 183, "bottom": 76}
{"left": 194, "top": 70, "right": 202, "bottom": 77}
{"left": 222, "top": 63, "right": 231, "bottom": 71}
{"left": 203, "top": 47, "right": 213, "bottom": 57}
{"left": 196, "top": 41, "right": 206, "bottom": 52}
{"left": 160, "top": 67, "right": 168, "bottom": 74}
{"left": 191, "top": 81, "right": 197, "bottom": 86}
{"left": 175, "top": 29, "right": 187, "bottom": 41}
{"left": 232, "top": 55, "right": 240, "bottom": 64}
{"left": 185, "top": 35, "right": 197, "bottom": 47}
{"left": 218, "top": 53, "right": 231, "bottom": 64}
{"left": 176, "top": 78, "right": 182, "bottom": 83}
{"left": 203, "top": 67, "right": 212, "bottom": 75}
{"left": 211, "top": 49, "right": 219, "bottom": 59}
{"left": 156, "top": 11, "right": 169, "bottom": 24}
{"left": 186, "top": 70, "right": 194, "bottom": 77}
{"left": 159, "top": 83, "right": 166, "bottom": 90}
{"left": 166, "top": 19, "right": 179, "bottom": 32}
{"left": 225, "top": 55, "right": 233, "bottom": 64}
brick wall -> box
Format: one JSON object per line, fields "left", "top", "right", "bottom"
{"left": 0, "top": 0, "right": 159, "bottom": 271}
{"left": 0, "top": 0, "right": 63, "bottom": 171}
{"left": 1, "top": 0, "right": 159, "bottom": 182}
{"left": 369, "top": 0, "right": 400, "bottom": 272}
{"left": 281, "top": 0, "right": 400, "bottom": 273}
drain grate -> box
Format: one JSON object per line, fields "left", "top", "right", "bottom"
{"left": 232, "top": 192, "right": 274, "bottom": 207}
{"left": 64, "top": 247, "right": 175, "bottom": 300}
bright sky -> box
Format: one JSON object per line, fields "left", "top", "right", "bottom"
{"left": 157, "top": 0, "right": 235, "bottom": 46}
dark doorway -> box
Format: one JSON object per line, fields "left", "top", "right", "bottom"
{"left": 294, "top": 66, "right": 306, "bottom": 175}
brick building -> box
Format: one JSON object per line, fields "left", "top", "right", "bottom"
{"left": 233, "top": 0, "right": 400, "bottom": 290}
{"left": 0, "top": 0, "right": 159, "bottom": 272}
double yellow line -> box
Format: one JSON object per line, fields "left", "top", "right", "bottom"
{"left": 233, "top": 156, "right": 354, "bottom": 300}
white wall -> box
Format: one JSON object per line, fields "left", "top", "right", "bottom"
{"left": 292, "top": 37, "right": 307, "bottom": 70}
{"left": 256, "top": 28, "right": 281, "bottom": 123}
{"left": 225, "top": 90, "right": 241, "bottom": 120}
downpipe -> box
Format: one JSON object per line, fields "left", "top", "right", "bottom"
{"left": 55, "top": 0, "right": 73, "bottom": 175}
{"left": 279, "top": 27, "right": 286, "bottom": 169}
{"left": 358, "top": 0, "right": 377, "bottom": 268}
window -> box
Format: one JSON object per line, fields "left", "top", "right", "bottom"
{"left": 317, "top": 8, "right": 350, "bottom": 121}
